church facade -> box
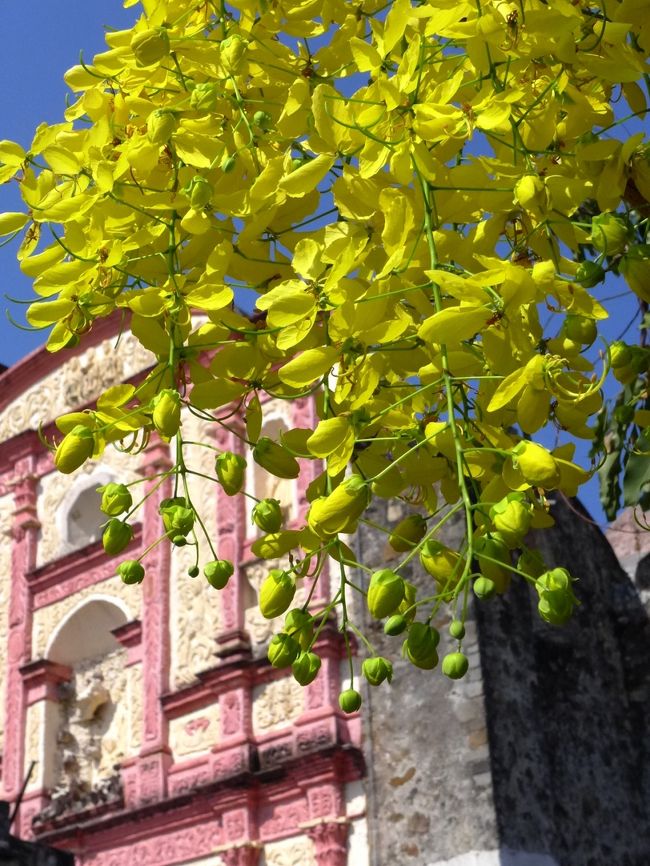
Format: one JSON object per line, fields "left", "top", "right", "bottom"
{"left": 0, "top": 318, "right": 649, "bottom": 866}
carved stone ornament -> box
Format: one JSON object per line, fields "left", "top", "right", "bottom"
{"left": 252, "top": 676, "right": 304, "bottom": 735}
{"left": 220, "top": 843, "right": 261, "bottom": 866}
{"left": 0, "top": 332, "right": 153, "bottom": 445}
{"left": 306, "top": 821, "right": 349, "bottom": 866}
{"left": 264, "top": 835, "right": 317, "bottom": 866}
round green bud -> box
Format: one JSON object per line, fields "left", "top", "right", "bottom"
{"left": 384, "top": 614, "right": 408, "bottom": 636}
{"left": 98, "top": 482, "right": 133, "bottom": 517}
{"left": 442, "top": 652, "right": 469, "bottom": 680}
{"left": 173, "top": 535, "right": 187, "bottom": 546}
{"left": 252, "top": 498, "right": 283, "bottom": 533}
{"left": 291, "top": 651, "right": 321, "bottom": 686}
{"left": 188, "top": 565, "right": 200, "bottom": 578}
{"left": 284, "top": 608, "right": 313, "bottom": 650}
{"left": 204, "top": 559, "right": 234, "bottom": 589}
{"left": 388, "top": 514, "right": 427, "bottom": 552}
{"left": 563, "top": 315, "right": 597, "bottom": 345}
{"left": 338, "top": 689, "right": 362, "bottom": 714}
{"left": 147, "top": 109, "right": 176, "bottom": 145}
{"left": 473, "top": 577, "right": 496, "bottom": 600}
{"left": 268, "top": 633, "right": 300, "bottom": 668}
{"left": 367, "top": 569, "right": 405, "bottom": 619}
{"left": 102, "top": 519, "right": 133, "bottom": 557}
{"left": 159, "top": 497, "right": 195, "bottom": 539}
{"left": 449, "top": 620, "right": 465, "bottom": 640}
{"left": 589, "top": 213, "right": 631, "bottom": 255}
{"left": 215, "top": 451, "right": 247, "bottom": 496}
{"left": 362, "top": 656, "right": 393, "bottom": 687}
{"left": 117, "top": 559, "right": 145, "bottom": 585}
{"left": 253, "top": 110, "right": 272, "bottom": 130}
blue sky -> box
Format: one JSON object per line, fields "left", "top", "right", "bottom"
{"left": 0, "top": 3, "right": 642, "bottom": 525}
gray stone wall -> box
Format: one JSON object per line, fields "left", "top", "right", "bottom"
{"left": 355, "top": 496, "right": 650, "bottom": 866}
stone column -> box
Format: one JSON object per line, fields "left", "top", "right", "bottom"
{"left": 307, "top": 821, "right": 349, "bottom": 866}
{"left": 2, "top": 459, "right": 40, "bottom": 814}
{"left": 129, "top": 438, "right": 173, "bottom": 807}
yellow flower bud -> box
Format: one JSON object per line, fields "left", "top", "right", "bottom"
{"left": 367, "top": 569, "right": 405, "bottom": 619}
{"left": 54, "top": 425, "right": 95, "bottom": 474}
{"left": 419, "top": 540, "right": 466, "bottom": 587}
{"left": 130, "top": 27, "right": 170, "bottom": 66}
{"left": 147, "top": 109, "right": 176, "bottom": 145}
{"left": 260, "top": 569, "right": 296, "bottom": 619}
{"left": 307, "top": 476, "right": 370, "bottom": 538}
{"left": 512, "top": 442, "right": 560, "bottom": 489}
{"left": 253, "top": 437, "right": 300, "bottom": 479}
{"left": 388, "top": 514, "right": 426, "bottom": 552}
{"left": 152, "top": 389, "right": 181, "bottom": 439}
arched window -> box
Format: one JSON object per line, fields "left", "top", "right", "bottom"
{"left": 43, "top": 598, "right": 132, "bottom": 802}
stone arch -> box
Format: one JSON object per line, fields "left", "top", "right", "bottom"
{"left": 46, "top": 595, "right": 131, "bottom": 666}
{"left": 43, "top": 597, "right": 133, "bottom": 804}
{"left": 56, "top": 467, "right": 117, "bottom": 555}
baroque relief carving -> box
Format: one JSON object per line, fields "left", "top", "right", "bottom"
{"left": 32, "top": 581, "right": 138, "bottom": 659}
{"left": 264, "top": 836, "right": 316, "bottom": 866}
{"left": 252, "top": 677, "right": 304, "bottom": 735}
{"left": 169, "top": 704, "right": 220, "bottom": 759}
{"left": 80, "top": 819, "right": 223, "bottom": 866}
{"left": 127, "top": 664, "right": 143, "bottom": 754}
{"left": 0, "top": 333, "right": 153, "bottom": 444}
{"left": 170, "top": 411, "right": 221, "bottom": 688}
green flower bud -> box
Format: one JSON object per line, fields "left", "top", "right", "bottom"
{"left": 362, "top": 656, "right": 393, "bottom": 687}
{"left": 307, "top": 475, "right": 371, "bottom": 538}
{"left": 188, "top": 565, "right": 200, "bottom": 578}
{"left": 489, "top": 494, "right": 533, "bottom": 548}
{"left": 619, "top": 243, "right": 650, "bottom": 304}
{"left": 474, "top": 533, "right": 511, "bottom": 594}
{"left": 339, "top": 688, "right": 362, "bottom": 714}
{"left": 204, "top": 559, "right": 234, "bottom": 589}
{"left": 420, "top": 540, "right": 466, "bottom": 586}
{"left": 98, "top": 482, "right": 133, "bottom": 517}
{"left": 449, "top": 620, "right": 465, "bottom": 640}
{"left": 268, "top": 632, "right": 300, "bottom": 668}
{"left": 147, "top": 109, "right": 176, "bottom": 145}
{"left": 512, "top": 441, "right": 560, "bottom": 489}
{"left": 215, "top": 451, "right": 247, "bottom": 496}
{"left": 563, "top": 315, "right": 597, "bottom": 345}
{"left": 253, "top": 110, "right": 272, "bottom": 130}
{"left": 442, "top": 652, "right": 469, "bottom": 680}
{"left": 117, "top": 559, "right": 145, "bottom": 585}
{"left": 384, "top": 614, "right": 408, "bottom": 636}
{"left": 473, "top": 576, "right": 496, "bottom": 600}
{"left": 517, "top": 547, "right": 546, "bottom": 579}
{"left": 405, "top": 622, "right": 440, "bottom": 669}
{"left": 252, "top": 498, "right": 283, "bottom": 533}
{"left": 190, "top": 82, "right": 219, "bottom": 112}
{"left": 575, "top": 260, "right": 605, "bottom": 288}
{"left": 292, "top": 651, "right": 321, "bottom": 686}
{"left": 189, "top": 175, "right": 213, "bottom": 209}
{"left": 535, "top": 570, "right": 577, "bottom": 625}
{"left": 102, "top": 519, "right": 133, "bottom": 556}
{"left": 220, "top": 34, "right": 247, "bottom": 72}
{"left": 54, "top": 425, "right": 95, "bottom": 474}
{"left": 159, "top": 497, "right": 195, "bottom": 539}
{"left": 589, "top": 213, "right": 631, "bottom": 255}
{"left": 253, "top": 437, "right": 300, "bottom": 479}
{"left": 260, "top": 569, "right": 296, "bottom": 619}
{"left": 284, "top": 608, "right": 313, "bottom": 650}
{"left": 388, "top": 514, "right": 427, "bottom": 552}
{"left": 130, "top": 26, "right": 170, "bottom": 66}
{"left": 152, "top": 389, "right": 181, "bottom": 439}
{"left": 367, "top": 569, "right": 405, "bottom": 619}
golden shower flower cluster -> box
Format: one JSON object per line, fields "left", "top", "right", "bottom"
{"left": 1, "top": 0, "right": 649, "bottom": 708}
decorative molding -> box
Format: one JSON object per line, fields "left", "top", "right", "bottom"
{"left": 20, "top": 659, "right": 72, "bottom": 705}
{"left": 306, "top": 821, "right": 349, "bottom": 866}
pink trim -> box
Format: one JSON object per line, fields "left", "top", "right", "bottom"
{"left": 111, "top": 620, "right": 143, "bottom": 666}
{"left": 307, "top": 821, "right": 349, "bottom": 866}
{"left": 20, "top": 659, "right": 72, "bottom": 704}
{"left": 2, "top": 460, "right": 39, "bottom": 802}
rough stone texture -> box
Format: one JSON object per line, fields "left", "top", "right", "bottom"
{"left": 478, "top": 496, "right": 650, "bottom": 866}
{"left": 354, "top": 499, "right": 500, "bottom": 866}
{"left": 356, "top": 496, "right": 650, "bottom": 866}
